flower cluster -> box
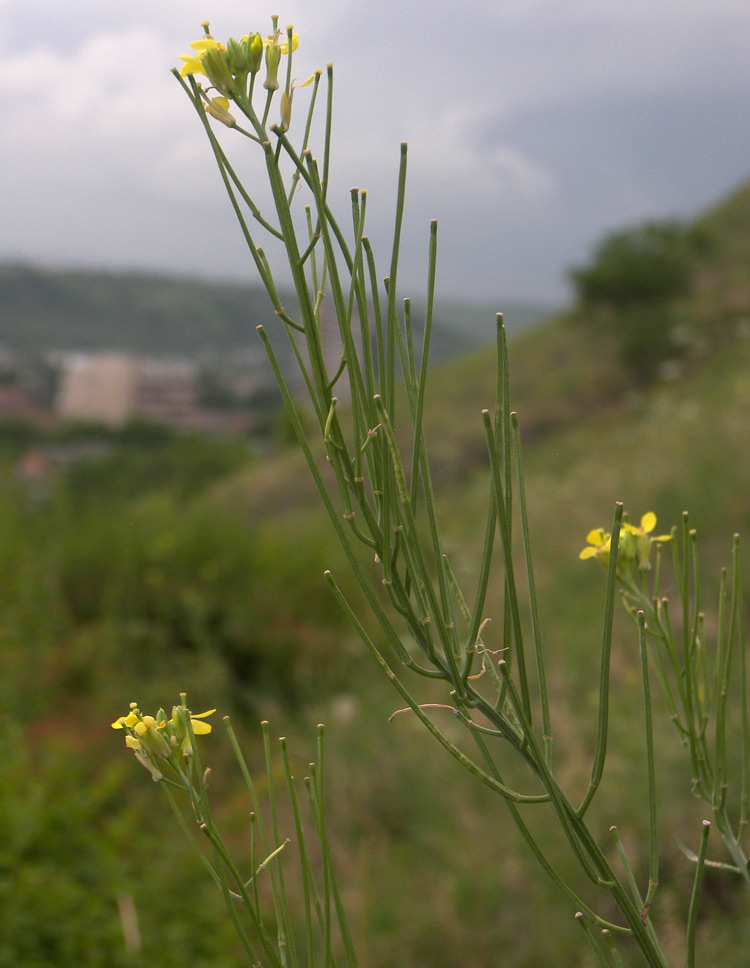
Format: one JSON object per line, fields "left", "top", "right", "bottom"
{"left": 178, "top": 19, "right": 298, "bottom": 103}
{"left": 580, "top": 512, "right": 672, "bottom": 574}
{"left": 176, "top": 18, "right": 315, "bottom": 133}
{"left": 112, "top": 702, "right": 215, "bottom": 781}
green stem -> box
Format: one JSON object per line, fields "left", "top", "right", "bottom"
{"left": 578, "top": 503, "right": 623, "bottom": 817}
{"left": 686, "top": 821, "right": 710, "bottom": 968}
{"left": 638, "top": 612, "right": 660, "bottom": 920}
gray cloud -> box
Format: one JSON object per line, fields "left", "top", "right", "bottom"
{"left": 1, "top": 0, "right": 748, "bottom": 308}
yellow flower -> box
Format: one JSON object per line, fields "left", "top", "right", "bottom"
{"left": 113, "top": 700, "right": 215, "bottom": 782}
{"left": 112, "top": 703, "right": 215, "bottom": 760}
{"left": 178, "top": 37, "right": 226, "bottom": 79}
{"left": 112, "top": 705, "right": 214, "bottom": 734}
{"left": 579, "top": 527, "right": 612, "bottom": 566}
{"left": 580, "top": 511, "right": 672, "bottom": 574}
{"left": 621, "top": 512, "right": 672, "bottom": 570}
{"left": 179, "top": 23, "right": 297, "bottom": 97}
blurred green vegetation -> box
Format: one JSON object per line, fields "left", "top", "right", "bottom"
{"left": 2, "top": 178, "right": 750, "bottom": 966}
{"left": 568, "top": 185, "right": 749, "bottom": 383}
{"left": 570, "top": 220, "right": 708, "bottom": 306}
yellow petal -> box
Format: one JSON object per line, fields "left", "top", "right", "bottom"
{"left": 265, "top": 31, "right": 299, "bottom": 54}
{"left": 190, "top": 708, "right": 216, "bottom": 735}
{"left": 585, "top": 528, "right": 605, "bottom": 545}
{"left": 652, "top": 534, "right": 672, "bottom": 542}
{"left": 640, "top": 512, "right": 657, "bottom": 534}
{"left": 112, "top": 710, "right": 139, "bottom": 729}
{"left": 190, "top": 38, "right": 222, "bottom": 53}
{"left": 125, "top": 735, "right": 143, "bottom": 750}
{"left": 179, "top": 55, "right": 206, "bottom": 77}
{"left": 580, "top": 547, "right": 598, "bottom": 559}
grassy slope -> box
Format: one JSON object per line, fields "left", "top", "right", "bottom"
{"left": 691, "top": 179, "right": 750, "bottom": 321}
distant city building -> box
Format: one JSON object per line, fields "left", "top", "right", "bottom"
{"left": 136, "top": 358, "right": 197, "bottom": 425}
{"left": 56, "top": 352, "right": 196, "bottom": 426}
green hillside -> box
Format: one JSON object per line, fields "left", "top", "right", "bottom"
{"left": 691, "top": 178, "right": 750, "bottom": 321}
{"left": 218, "top": 176, "right": 750, "bottom": 522}
{"left": 1, "top": 176, "right": 750, "bottom": 968}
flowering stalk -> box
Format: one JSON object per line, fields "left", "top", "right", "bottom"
{"left": 165, "top": 15, "right": 739, "bottom": 966}
{"left": 113, "top": 697, "right": 356, "bottom": 966}
{"left": 581, "top": 513, "right": 750, "bottom": 887}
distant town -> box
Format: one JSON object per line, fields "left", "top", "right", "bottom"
{"left": 0, "top": 348, "right": 274, "bottom": 434}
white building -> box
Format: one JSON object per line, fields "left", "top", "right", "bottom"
{"left": 56, "top": 352, "right": 196, "bottom": 426}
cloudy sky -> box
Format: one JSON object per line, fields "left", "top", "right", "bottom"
{"left": 2, "top": 0, "right": 749, "bottom": 311}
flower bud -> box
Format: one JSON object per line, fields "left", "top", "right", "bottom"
{"left": 134, "top": 717, "right": 172, "bottom": 759}
{"left": 264, "top": 42, "right": 282, "bottom": 92}
{"left": 134, "top": 751, "right": 163, "bottom": 782}
{"left": 171, "top": 705, "right": 195, "bottom": 756}
{"left": 172, "top": 705, "right": 190, "bottom": 743}
{"left": 618, "top": 529, "right": 636, "bottom": 561}
{"left": 225, "top": 37, "right": 244, "bottom": 73}
{"left": 226, "top": 33, "right": 263, "bottom": 80}
{"left": 279, "top": 90, "right": 292, "bottom": 132}
{"left": 247, "top": 33, "right": 263, "bottom": 74}
{"left": 635, "top": 533, "right": 652, "bottom": 570}
{"left": 202, "top": 47, "right": 235, "bottom": 97}
{"left": 205, "top": 96, "right": 237, "bottom": 128}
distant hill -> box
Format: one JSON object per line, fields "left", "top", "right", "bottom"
{"left": 3, "top": 174, "right": 744, "bottom": 375}
{"left": 0, "top": 265, "right": 293, "bottom": 359}
{"left": 0, "top": 262, "right": 549, "bottom": 363}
